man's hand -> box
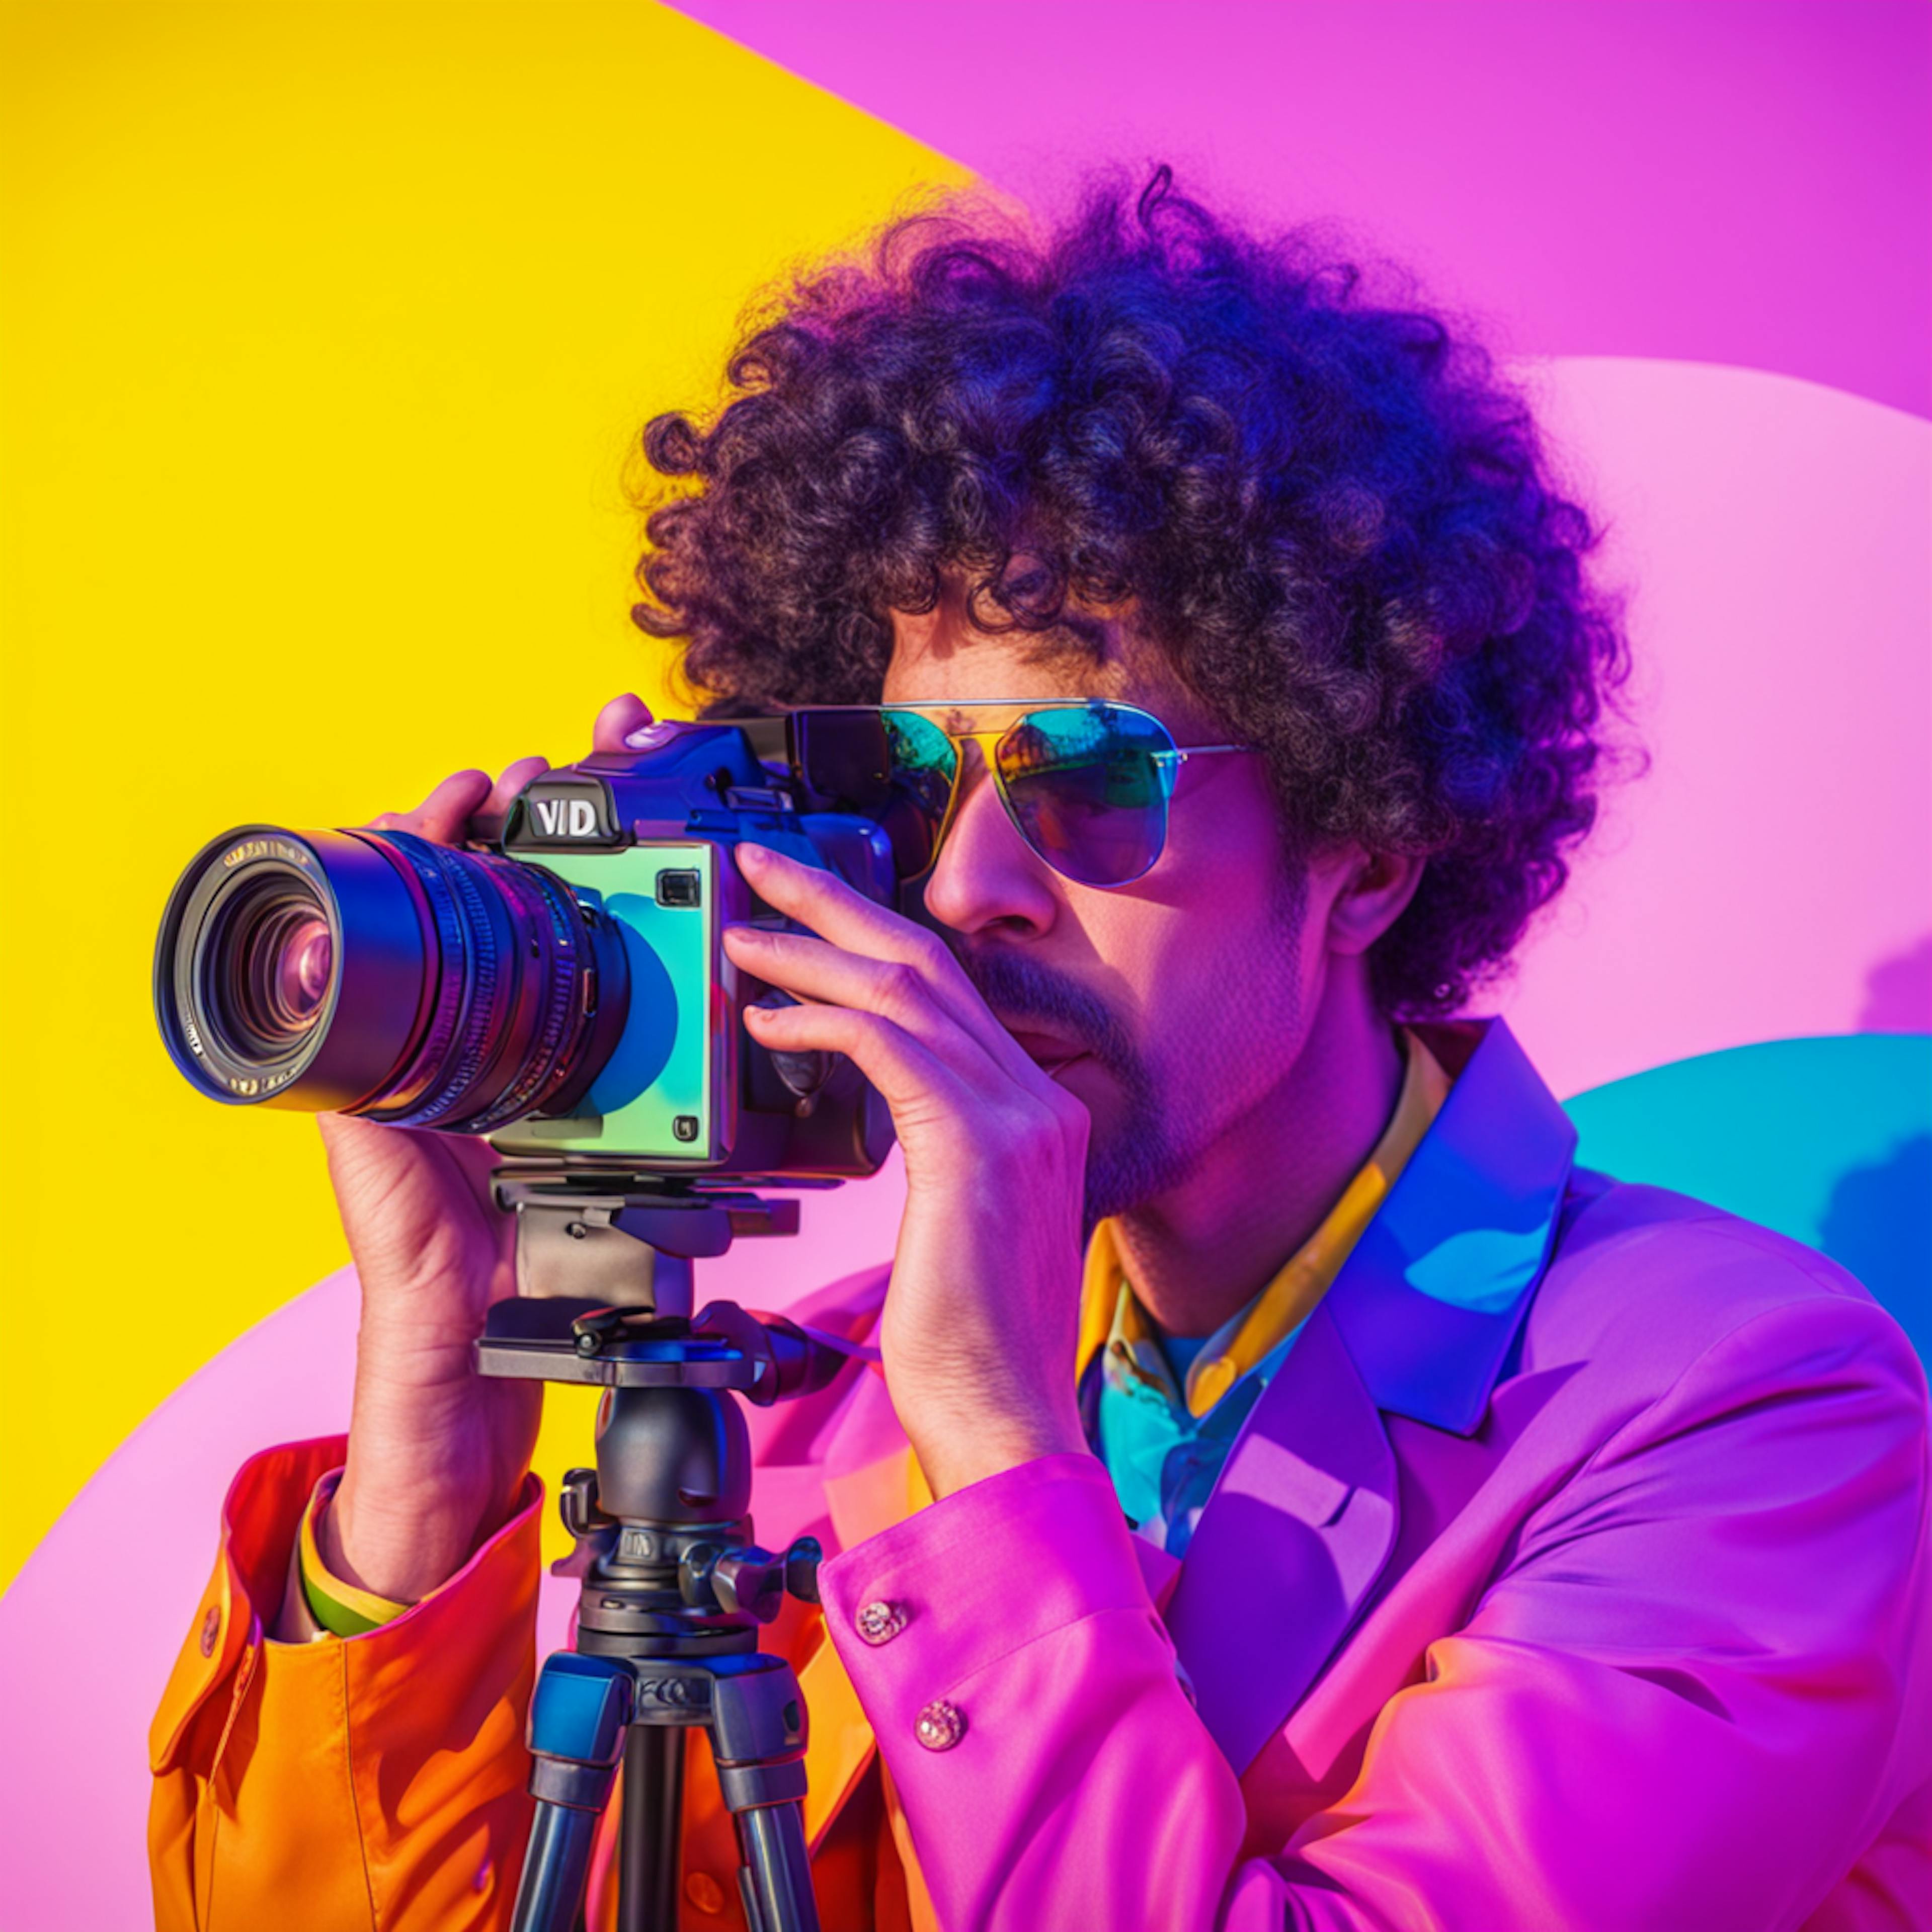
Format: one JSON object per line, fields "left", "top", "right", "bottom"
{"left": 320, "top": 693, "right": 655, "bottom": 1605}
{"left": 721, "top": 844, "right": 1093, "bottom": 1500}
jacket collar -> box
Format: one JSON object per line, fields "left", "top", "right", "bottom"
{"left": 1325, "top": 1015, "right": 1577, "bottom": 1435}
{"left": 1165, "top": 1016, "right": 1575, "bottom": 1772}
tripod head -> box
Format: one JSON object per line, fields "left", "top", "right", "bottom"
{"left": 479, "top": 1292, "right": 842, "bottom": 1640}
{"left": 476, "top": 1168, "right": 849, "bottom": 1646}
{"left": 475, "top": 1169, "right": 848, "bottom": 1931}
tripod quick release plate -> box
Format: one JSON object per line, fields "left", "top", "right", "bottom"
{"left": 477, "top": 1299, "right": 767, "bottom": 1390}
{"left": 478, "top": 1297, "right": 854, "bottom": 1403}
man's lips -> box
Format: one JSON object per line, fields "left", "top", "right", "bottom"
{"left": 1004, "top": 1028, "right": 1092, "bottom": 1074}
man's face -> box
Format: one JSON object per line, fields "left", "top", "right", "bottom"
{"left": 882, "top": 596, "right": 1324, "bottom": 1224}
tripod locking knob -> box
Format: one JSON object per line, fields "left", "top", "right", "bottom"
{"left": 682, "top": 1535, "right": 824, "bottom": 1622}
{"left": 784, "top": 1538, "right": 823, "bottom": 1606}
{"left": 558, "top": 1467, "right": 606, "bottom": 1541}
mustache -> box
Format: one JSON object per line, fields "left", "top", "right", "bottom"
{"left": 950, "top": 942, "right": 1142, "bottom": 1082}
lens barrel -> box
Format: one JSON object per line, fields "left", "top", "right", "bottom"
{"left": 153, "top": 825, "right": 630, "bottom": 1134}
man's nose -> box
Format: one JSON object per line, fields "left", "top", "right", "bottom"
{"left": 920, "top": 743, "right": 1061, "bottom": 937}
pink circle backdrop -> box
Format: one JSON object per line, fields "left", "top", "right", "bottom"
{"left": 1495, "top": 358, "right": 1931, "bottom": 1088}
{"left": 4, "top": 354, "right": 1925, "bottom": 1928}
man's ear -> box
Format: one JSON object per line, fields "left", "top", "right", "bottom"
{"left": 1325, "top": 849, "right": 1425, "bottom": 956}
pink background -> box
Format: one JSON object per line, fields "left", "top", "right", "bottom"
{"left": 678, "top": 0, "right": 1932, "bottom": 417}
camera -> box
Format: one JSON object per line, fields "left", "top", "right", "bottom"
{"left": 152, "top": 711, "right": 915, "bottom": 1179}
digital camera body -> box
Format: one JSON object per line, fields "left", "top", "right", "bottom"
{"left": 488, "top": 720, "right": 895, "bottom": 1174}
{"left": 153, "top": 712, "right": 907, "bottom": 1181}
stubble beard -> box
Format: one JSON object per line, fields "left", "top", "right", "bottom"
{"left": 951, "top": 867, "right": 1306, "bottom": 1238}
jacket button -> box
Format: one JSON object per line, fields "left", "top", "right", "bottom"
{"left": 855, "top": 1599, "right": 908, "bottom": 1646}
{"left": 198, "top": 1605, "right": 221, "bottom": 1658}
{"left": 684, "top": 1871, "right": 727, "bottom": 1914}
{"left": 914, "top": 1699, "right": 965, "bottom": 1751}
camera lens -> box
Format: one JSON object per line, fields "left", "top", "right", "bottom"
{"left": 279, "top": 917, "right": 335, "bottom": 1019}
{"left": 207, "top": 881, "right": 335, "bottom": 1055}
{"left": 154, "top": 825, "right": 630, "bottom": 1130}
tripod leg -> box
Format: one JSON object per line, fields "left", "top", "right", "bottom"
{"left": 617, "top": 1725, "right": 686, "bottom": 1932}
{"left": 731, "top": 1803, "right": 818, "bottom": 1932}
{"left": 709, "top": 1656, "right": 819, "bottom": 1932}
{"left": 514, "top": 1805, "right": 605, "bottom": 1932}
{"left": 509, "top": 1653, "right": 633, "bottom": 1932}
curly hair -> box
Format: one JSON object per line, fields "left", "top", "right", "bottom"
{"left": 631, "top": 167, "right": 1630, "bottom": 1017}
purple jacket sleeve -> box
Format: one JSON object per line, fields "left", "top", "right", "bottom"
{"left": 818, "top": 1295, "right": 1932, "bottom": 1932}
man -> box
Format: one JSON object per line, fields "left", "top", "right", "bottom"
{"left": 150, "top": 172, "right": 1930, "bottom": 1929}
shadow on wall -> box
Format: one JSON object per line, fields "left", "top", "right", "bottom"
{"left": 1861, "top": 934, "right": 1932, "bottom": 1033}
{"left": 1819, "top": 1134, "right": 1932, "bottom": 1363}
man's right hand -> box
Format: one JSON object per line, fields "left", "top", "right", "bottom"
{"left": 318, "top": 693, "right": 656, "bottom": 1605}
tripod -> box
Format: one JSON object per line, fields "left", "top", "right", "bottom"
{"left": 475, "top": 1173, "right": 851, "bottom": 1932}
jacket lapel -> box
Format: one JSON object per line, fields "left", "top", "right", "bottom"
{"left": 1167, "top": 1018, "right": 1576, "bottom": 1774}
{"left": 1324, "top": 1019, "right": 1578, "bottom": 1436}
{"left": 1164, "top": 1302, "right": 1398, "bottom": 1773}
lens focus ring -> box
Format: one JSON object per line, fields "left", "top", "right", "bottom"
{"left": 354, "top": 831, "right": 620, "bottom": 1135}
{"left": 153, "top": 824, "right": 630, "bottom": 1131}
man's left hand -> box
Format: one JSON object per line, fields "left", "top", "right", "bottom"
{"left": 721, "top": 843, "right": 1092, "bottom": 1499}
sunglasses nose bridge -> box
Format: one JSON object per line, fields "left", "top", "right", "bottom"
{"left": 941, "top": 728, "right": 1071, "bottom": 888}
{"left": 944, "top": 731, "right": 1013, "bottom": 836}
{"left": 898, "top": 726, "right": 988, "bottom": 874}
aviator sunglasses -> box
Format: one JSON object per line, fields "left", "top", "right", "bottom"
{"left": 815, "top": 700, "right": 1257, "bottom": 889}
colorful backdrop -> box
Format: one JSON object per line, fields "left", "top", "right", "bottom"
{"left": 1, "top": 4, "right": 1926, "bottom": 1924}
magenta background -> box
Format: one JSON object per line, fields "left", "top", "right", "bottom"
{"left": 676, "top": 0, "right": 1932, "bottom": 418}
{"left": 3, "top": 7, "right": 1928, "bottom": 1927}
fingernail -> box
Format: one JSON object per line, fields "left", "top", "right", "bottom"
{"left": 624, "top": 720, "right": 677, "bottom": 750}
{"left": 736, "top": 842, "right": 774, "bottom": 869}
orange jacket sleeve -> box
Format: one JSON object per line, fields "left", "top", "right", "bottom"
{"left": 148, "top": 1436, "right": 541, "bottom": 1931}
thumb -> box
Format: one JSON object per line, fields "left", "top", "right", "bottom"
{"left": 591, "top": 692, "right": 655, "bottom": 753}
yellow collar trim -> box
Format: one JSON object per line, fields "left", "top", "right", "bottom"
{"left": 1078, "top": 1027, "right": 1454, "bottom": 1418}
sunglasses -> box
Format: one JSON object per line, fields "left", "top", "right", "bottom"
{"left": 796, "top": 700, "right": 1257, "bottom": 889}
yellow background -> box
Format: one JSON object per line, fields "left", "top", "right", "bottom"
{"left": 0, "top": 0, "right": 963, "bottom": 1584}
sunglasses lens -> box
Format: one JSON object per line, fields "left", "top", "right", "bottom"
{"left": 998, "top": 705, "right": 1173, "bottom": 886}
{"left": 880, "top": 709, "right": 960, "bottom": 873}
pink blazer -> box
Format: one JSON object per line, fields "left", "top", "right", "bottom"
{"left": 755, "top": 1019, "right": 1932, "bottom": 1928}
